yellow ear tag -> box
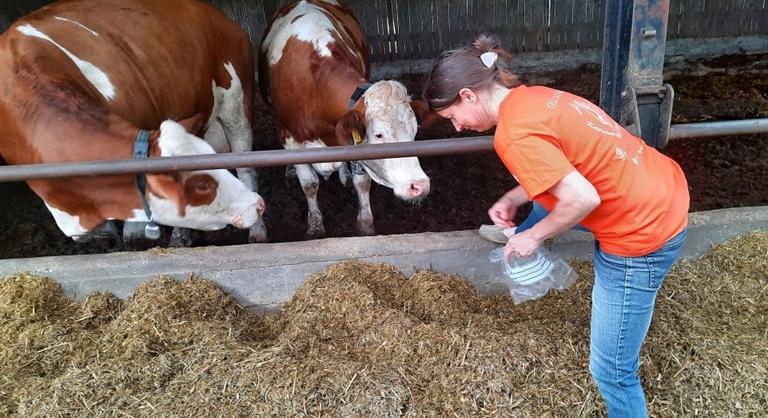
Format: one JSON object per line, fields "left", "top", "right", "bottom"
{"left": 352, "top": 130, "right": 362, "bottom": 145}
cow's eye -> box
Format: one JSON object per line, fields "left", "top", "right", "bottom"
{"left": 186, "top": 174, "right": 217, "bottom": 196}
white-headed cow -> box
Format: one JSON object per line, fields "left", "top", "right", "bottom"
{"left": 0, "top": 0, "right": 267, "bottom": 243}
{"left": 259, "top": 0, "right": 431, "bottom": 238}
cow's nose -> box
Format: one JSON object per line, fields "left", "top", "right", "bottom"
{"left": 410, "top": 178, "right": 430, "bottom": 197}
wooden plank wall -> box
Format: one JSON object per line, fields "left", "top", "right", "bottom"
{"left": 1, "top": 0, "right": 766, "bottom": 62}
{"left": 224, "top": 0, "right": 766, "bottom": 62}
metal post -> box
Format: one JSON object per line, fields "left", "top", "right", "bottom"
{"left": 599, "top": 0, "right": 633, "bottom": 120}
{"left": 600, "top": 0, "right": 674, "bottom": 148}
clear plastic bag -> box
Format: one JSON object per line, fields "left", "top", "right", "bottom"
{"left": 489, "top": 246, "right": 578, "bottom": 304}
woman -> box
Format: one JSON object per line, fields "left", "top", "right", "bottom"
{"left": 423, "top": 34, "right": 689, "bottom": 417}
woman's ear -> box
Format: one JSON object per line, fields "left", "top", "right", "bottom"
{"left": 458, "top": 88, "right": 476, "bottom": 104}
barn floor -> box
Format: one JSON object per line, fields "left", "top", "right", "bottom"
{"left": 1, "top": 231, "right": 766, "bottom": 417}
{"left": 0, "top": 53, "right": 767, "bottom": 259}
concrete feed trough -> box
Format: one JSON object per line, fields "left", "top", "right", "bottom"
{"left": 1, "top": 206, "right": 766, "bottom": 311}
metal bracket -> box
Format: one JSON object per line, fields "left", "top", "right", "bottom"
{"left": 620, "top": 86, "right": 641, "bottom": 138}
{"left": 621, "top": 84, "right": 675, "bottom": 148}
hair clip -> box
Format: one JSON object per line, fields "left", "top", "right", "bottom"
{"left": 480, "top": 51, "right": 498, "bottom": 68}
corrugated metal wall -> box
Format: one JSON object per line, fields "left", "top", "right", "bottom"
{"left": 1, "top": 0, "right": 766, "bottom": 62}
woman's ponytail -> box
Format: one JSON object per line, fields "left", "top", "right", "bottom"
{"left": 423, "top": 34, "right": 520, "bottom": 111}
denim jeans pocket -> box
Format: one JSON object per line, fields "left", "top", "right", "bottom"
{"left": 644, "top": 254, "right": 661, "bottom": 289}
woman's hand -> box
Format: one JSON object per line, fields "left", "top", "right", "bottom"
{"left": 488, "top": 196, "right": 517, "bottom": 228}
{"left": 488, "top": 186, "right": 529, "bottom": 228}
{"left": 504, "top": 229, "right": 542, "bottom": 261}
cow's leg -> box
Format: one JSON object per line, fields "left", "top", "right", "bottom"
{"left": 209, "top": 118, "right": 266, "bottom": 243}
{"left": 353, "top": 172, "right": 375, "bottom": 235}
{"left": 207, "top": 63, "right": 267, "bottom": 243}
{"left": 338, "top": 163, "right": 351, "bottom": 187}
{"left": 233, "top": 162, "right": 266, "bottom": 243}
{"left": 295, "top": 163, "right": 325, "bottom": 238}
{"left": 286, "top": 165, "right": 296, "bottom": 179}
{"left": 205, "top": 118, "right": 266, "bottom": 243}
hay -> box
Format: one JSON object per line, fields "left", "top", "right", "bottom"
{"left": 1, "top": 232, "right": 766, "bottom": 417}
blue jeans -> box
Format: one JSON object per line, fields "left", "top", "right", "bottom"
{"left": 516, "top": 202, "right": 687, "bottom": 417}
{"left": 590, "top": 228, "right": 686, "bottom": 417}
{"left": 516, "top": 202, "right": 590, "bottom": 233}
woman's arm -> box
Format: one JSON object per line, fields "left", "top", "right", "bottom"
{"left": 504, "top": 170, "right": 600, "bottom": 259}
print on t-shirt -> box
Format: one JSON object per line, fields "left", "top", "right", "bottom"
{"left": 567, "top": 98, "right": 622, "bottom": 139}
{"left": 564, "top": 96, "right": 644, "bottom": 165}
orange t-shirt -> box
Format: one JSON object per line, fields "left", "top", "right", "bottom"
{"left": 494, "top": 85, "right": 689, "bottom": 256}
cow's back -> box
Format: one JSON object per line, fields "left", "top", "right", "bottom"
{"left": 0, "top": 0, "right": 254, "bottom": 165}
{"left": 258, "top": 0, "right": 370, "bottom": 143}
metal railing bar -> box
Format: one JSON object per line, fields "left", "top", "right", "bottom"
{"left": 0, "top": 137, "right": 493, "bottom": 182}
{"left": 0, "top": 118, "right": 766, "bottom": 183}
{"left": 668, "top": 118, "right": 768, "bottom": 140}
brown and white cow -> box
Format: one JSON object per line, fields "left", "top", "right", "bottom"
{"left": 0, "top": 0, "right": 267, "bottom": 242}
{"left": 259, "top": 0, "right": 431, "bottom": 238}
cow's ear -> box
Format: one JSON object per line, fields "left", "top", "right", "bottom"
{"left": 146, "top": 173, "right": 187, "bottom": 217}
{"left": 335, "top": 109, "right": 366, "bottom": 145}
{"left": 410, "top": 98, "right": 443, "bottom": 129}
{"left": 177, "top": 112, "right": 207, "bottom": 137}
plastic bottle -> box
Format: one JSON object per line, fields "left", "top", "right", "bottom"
{"left": 489, "top": 246, "right": 578, "bottom": 304}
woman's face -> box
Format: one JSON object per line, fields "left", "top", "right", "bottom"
{"left": 435, "top": 89, "right": 495, "bottom": 133}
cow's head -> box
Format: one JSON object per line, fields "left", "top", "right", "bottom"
{"left": 144, "top": 120, "right": 265, "bottom": 231}
{"left": 335, "top": 80, "right": 431, "bottom": 201}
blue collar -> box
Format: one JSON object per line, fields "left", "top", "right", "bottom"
{"left": 132, "top": 129, "right": 160, "bottom": 239}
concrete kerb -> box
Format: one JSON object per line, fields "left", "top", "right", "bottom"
{"left": 1, "top": 206, "right": 766, "bottom": 312}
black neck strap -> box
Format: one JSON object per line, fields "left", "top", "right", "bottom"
{"left": 347, "top": 83, "right": 372, "bottom": 176}
{"left": 348, "top": 82, "right": 372, "bottom": 110}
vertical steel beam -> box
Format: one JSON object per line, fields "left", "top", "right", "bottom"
{"left": 599, "top": 0, "right": 633, "bottom": 120}
{"left": 600, "top": 0, "right": 674, "bottom": 148}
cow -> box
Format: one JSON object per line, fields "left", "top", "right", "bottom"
{"left": 259, "top": 0, "right": 431, "bottom": 238}
{"left": 0, "top": 0, "right": 268, "bottom": 243}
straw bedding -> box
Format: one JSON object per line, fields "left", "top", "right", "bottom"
{"left": 1, "top": 231, "right": 766, "bottom": 417}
